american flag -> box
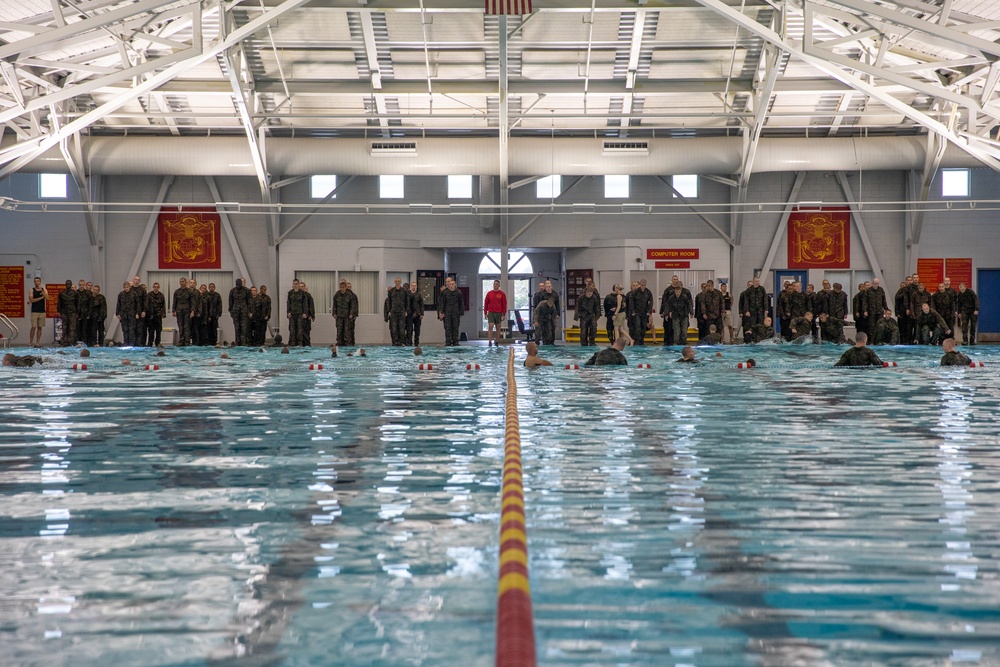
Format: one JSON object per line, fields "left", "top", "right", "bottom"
{"left": 485, "top": 0, "right": 532, "bottom": 15}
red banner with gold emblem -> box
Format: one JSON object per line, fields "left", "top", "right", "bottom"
{"left": 157, "top": 207, "right": 221, "bottom": 269}
{"left": 787, "top": 207, "right": 850, "bottom": 269}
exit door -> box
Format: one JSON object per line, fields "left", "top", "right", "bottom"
{"left": 774, "top": 270, "right": 807, "bottom": 336}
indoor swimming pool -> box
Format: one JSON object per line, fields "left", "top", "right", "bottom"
{"left": 2, "top": 342, "right": 999, "bottom": 666}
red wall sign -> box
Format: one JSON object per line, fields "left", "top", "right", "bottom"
{"left": 945, "top": 258, "right": 973, "bottom": 288}
{"left": 654, "top": 261, "right": 691, "bottom": 269}
{"left": 0, "top": 266, "right": 25, "bottom": 318}
{"left": 46, "top": 283, "right": 66, "bottom": 318}
{"left": 917, "top": 258, "right": 945, "bottom": 292}
{"left": 647, "top": 248, "right": 699, "bottom": 261}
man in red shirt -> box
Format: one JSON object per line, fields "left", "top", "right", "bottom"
{"left": 483, "top": 279, "right": 508, "bottom": 347}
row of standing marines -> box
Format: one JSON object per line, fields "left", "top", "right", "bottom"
{"left": 46, "top": 270, "right": 980, "bottom": 348}
{"left": 542, "top": 273, "right": 979, "bottom": 347}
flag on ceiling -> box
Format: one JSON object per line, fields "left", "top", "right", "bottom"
{"left": 485, "top": 0, "right": 532, "bottom": 15}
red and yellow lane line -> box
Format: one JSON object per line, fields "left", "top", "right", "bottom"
{"left": 496, "top": 348, "right": 536, "bottom": 667}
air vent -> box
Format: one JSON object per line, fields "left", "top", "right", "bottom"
{"left": 370, "top": 141, "right": 417, "bottom": 155}
{"left": 602, "top": 141, "right": 649, "bottom": 156}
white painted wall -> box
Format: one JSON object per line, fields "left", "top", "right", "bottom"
{"left": 2, "top": 169, "right": 998, "bottom": 346}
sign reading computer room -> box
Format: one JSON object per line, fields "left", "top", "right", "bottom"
{"left": 647, "top": 248, "right": 698, "bottom": 270}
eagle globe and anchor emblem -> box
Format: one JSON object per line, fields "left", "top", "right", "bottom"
{"left": 162, "top": 213, "right": 218, "bottom": 265}
{"left": 792, "top": 211, "right": 846, "bottom": 265}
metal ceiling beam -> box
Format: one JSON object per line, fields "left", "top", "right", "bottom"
{"left": 907, "top": 126, "right": 948, "bottom": 265}
{"left": 692, "top": 0, "right": 1000, "bottom": 172}
{"left": 657, "top": 175, "right": 734, "bottom": 246}
{"left": 255, "top": 0, "right": 770, "bottom": 9}
{"left": 206, "top": 176, "right": 255, "bottom": 286}
{"left": 277, "top": 175, "right": 356, "bottom": 243}
{"left": 0, "top": 0, "right": 314, "bottom": 179}
{"left": 96, "top": 76, "right": 867, "bottom": 97}
{"left": 759, "top": 171, "right": 805, "bottom": 282}
{"left": 826, "top": 0, "right": 1000, "bottom": 60}
{"left": 835, "top": 171, "right": 883, "bottom": 282}
{"left": 618, "top": 9, "right": 647, "bottom": 137}
{"left": 508, "top": 176, "right": 586, "bottom": 245}
{"left": 106, "top": 174, "right": 173, "bottom": 343}
{"left": 221, "top": 38, "right": 275, "bottom": 242}
{"left": 359, "top": 10, "right": 390, "bottom": 136}
{"left": 0, "top": 0, "right": 196, "bottom": 61}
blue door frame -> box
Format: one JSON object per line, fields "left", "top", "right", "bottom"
{"left": 774, "top": 270, "right": 807, "bottom": 335}
{"left": 977, "top": 269, "right": 1000, "bottom": 335}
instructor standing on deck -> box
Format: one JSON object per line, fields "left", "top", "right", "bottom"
{"left": 484, "top": 279, "right": 508, "bottom": 347}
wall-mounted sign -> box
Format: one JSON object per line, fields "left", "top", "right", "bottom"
{"left": 917, "top": 258, "right": 944, "bottom": 292}
{"left": 0, "top": 265, "right": 25, "bottom": 318}
{"left": 46, "top": 283, "right": 65, "bottom": 318}
{"left": 787, "top": 207, "right": 850, "bottom": 269}
{"left": 158, "top": 207, "right": 221, "bottom": 269}
{"left": 654, "top": 261, "right": 691, "bottom": 269}
{"left": 945, "top": 258, "right": 973, "bottom": 288}
{"left": 647, "top": 248, "right": 699, "bottom": 260}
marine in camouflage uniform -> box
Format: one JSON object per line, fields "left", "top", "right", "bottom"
{"left": 229, "top": 279, "right": 252, "bottom": 345}
{"left": 584, "top": 339, "right": 628, "bottom": 366}
{"left": 834, "top": 335, "right": 883, "bottom": 366}
{"left": 386, "top": 278, "right": 409, "bottom": 346}
{"left": 575, "top": 287, "right": 601, "bottom": 346}
{"left": 700, "top": 281, "right": 725, "bottom": 341}
{"left": 56, "top": 280, "right": 77, "bottom": 346}
{"left": 171, "top": 278, "right": 194, "bottom": 346}
{"left": 91, "top": 285, "right": 108, "bottom": 346}
{"left": 957, "top": 283, "right": 979, "bottom": 345}
{"left": 915, "top": 303, "right": 948, "bottom": 345}
{"left": 75, "top": 279, "right": 92, "bottom": 344}
{"left": 300, "top": 284, "right": 316, "bottom": 347}
{"left": 627, "top": 280, "right": 653, "bottom": 346}
{"left": 117, "top": 282, "right": 139, "bottom": 346}
{"left": 863, "top": 280, "right": 888, "bottom": 337}
{"left": 332, "top": 280, "right": 355, "bottom": 346}
{"left": 406, "top": 282, "right": 424, "bottom": 346}
{"left": 145, "top": 284, "right": 167, "bottom": 347}
{"left": 533, "top": 297, "right": 557, "bottom": 346}
{"left": 287, "top": 279, "right": 306, "bottom": 346}
{"left": 663, "top": 286, "right": 692, "bottom": 346}
{"left": 438, "top": 277, "right": 465, "bottom": 346}
{"left": 872, "top": 310, "right": 899, "bottom": 346}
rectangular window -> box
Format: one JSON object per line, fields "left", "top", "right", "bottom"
{"left": 672, "top": 174, "right": 698, "bottom": 199}
{"left": 941, "top": 169, "right": 969, "bottom": 197}
{"left": 604, "top": 175, "right": 629, "bottom": 198}
{"left": 448, "top": 175, "right": 473, "bottom": 199}
{"left": 148, "top": 272, "right": 191, "bottom": 311}
{"left": 295, "top": 271, "right": 336, "bottom": 314}
{"left": 192, "top": 271, "right": 234, "bottom": 301}
{"left": 39, "top": 173, "right": 67, "bottom": 198}
{"left": 536, "top": 175, "right": 561, "bottom": 199}
{"left": 338, "top": 271, "right": 379, "bottom": 314}
{"left": 379, "top": 175, "right": 405, "bottom": 199}
{"left": 311, "top": 175, "right": 337, "bottom": 199}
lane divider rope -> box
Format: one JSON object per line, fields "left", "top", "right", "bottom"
{"left": 496, "top": 348, "right": 536, "bottom": 667}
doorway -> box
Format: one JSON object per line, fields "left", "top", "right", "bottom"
{"left": 977, "top": 269, "right": 1000, "bottom": 337}
{"left": 478, "top": 251, "right": 534, "bottom": 334}
{"left": 774, "top": 270, "right": 807, "bottom": 335}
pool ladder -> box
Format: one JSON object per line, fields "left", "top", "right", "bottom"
{"left": 0, "top": 312, "right": 18, "bottom": 348}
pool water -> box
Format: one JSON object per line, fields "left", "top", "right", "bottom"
{"left": 2, "top": 342, "right": 999, "bottom": 666}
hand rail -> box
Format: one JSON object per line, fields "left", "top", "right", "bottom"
{"left": 0, "top": 312, "right": 18, "bottom": 348}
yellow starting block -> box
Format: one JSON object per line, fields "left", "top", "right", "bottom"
{"left": 563, "top": 327, "right": 699, "bottom": 344}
